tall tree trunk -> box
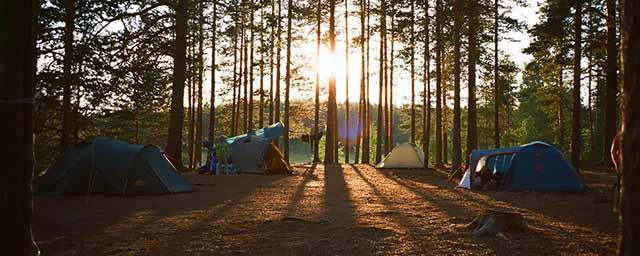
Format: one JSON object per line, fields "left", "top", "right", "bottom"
{"left": 435, "top": 0, "right": 443, "bottom": 166}
{"left": 452, "top": 0, "right": 462, "bottom": 170}
{"left": 362, "top": 0, "right": 371, "bottom": 164}
{"left": 345, "top": 0, "right": 350, "bottom": 163}
{"left": 259, "top": 5, "right": 265, "bottom": 129}
{"left": 493, "top": 0, "right": 500, "bottom": 148}
{"left": 558, "top": 68, "right": 565, "bottom": 150}
{"left": 604, "top": 0, "right": 618, "bottom": 167}
{"left": 231, "top": 18, "right": 239, "bottom": 135}
{"left": 166, "top": 0, "right": 189, "bottom": 167}
{"left": 423, "top": 0, "right": 431, "bottom": 170}
{"left": 410, "top": 0, "right": 416, "bottom": 145}
{"left": 314, "top": 0, "right": 321, "bottom": 163}
{"left": 209, "top": 0, "right": 217, "bottom": 141}
{"left": 389, "top": 14, "right": 394, "bottom": 150}
{"left": 60, "top": 0, "right": 76, "bottom": 152}
{"left": 187, "top": 45, "right": 194, "bottom": 169}
{"left": 195, "top": 0, "right": 205, "bottom": 166}
{"left": 467, "top": 0, "right": 478, "bottom": 157}
{"left": 442, "top": 86, "right": 448, "bottom": 164}
{"left": 236, "top": 19, "right": 245, "bottom": 134}
{"left": 325, "top": 0, "right": 338, "bottom": 164}
{"left": 588, "top": 55, "right": 595, "bottom": 160}
{"left": 618, "top": 0, "right": 640, "bottom": 252}
{"left": 269, "top": 0, "right": 275, "bottom": 125}
{"left": 243, "top": 18, "right": 249, "bottom": 133}
{"left": 376, "top": 0, "right": 387, "bottom": 164}
{"left": 1, "top": 0, "right": 38, "bottom": 253}
{"left": 356, "top": 0, "right": 366, "bottom": 163}
{"left": 383, "top": 14, "right": 389, "bottom": 156}
{"left": 249, "top": 8, "right": 255, "bottom": 132}
{"left": 284, "top": 0, "right": 293, "bottom": 161}
{"left": 571, "top": 0, "right": 582, "bottom": 172}
{"left": 275, "top": 0, "right": 282, "bottom": 125}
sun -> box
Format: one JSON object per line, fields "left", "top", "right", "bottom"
{"left": 314, "top": 46, "right": 363, "bottom": 102}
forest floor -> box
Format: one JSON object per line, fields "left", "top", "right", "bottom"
{"left": 34, "top": 164, "right": 619, "bottom": 255}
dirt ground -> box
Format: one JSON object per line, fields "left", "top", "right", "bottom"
{"left": 34, "top": 164, "right": 619, "bottom": 255}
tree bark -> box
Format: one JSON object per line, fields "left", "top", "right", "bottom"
{"left": 618, "top": 0, "right": 640, "bottom": 253}
{"left": 60, "top": 0, "right": 76, "bottom": 152}
{"left": 493, "top": 0, "right": 500, "bottom": 148}
{"left": 571, "top": 0, "right": 582, "bottom": 172}
{"left": 314, "top": 0, "right": 321, "bottom": 163}
{"left": 249, "top": 7, "right": 255, "bottom": 132}
{"left": 345, "top": 0, "right": 350, "bottom": 163}
{"left": 166, "top": 0, "right": 189, "bottom": 168}
{"left": 324, "top": 0, "right": 338, "bottom": 164}
{"left": 423, "top": 0, "right": 431, "bottom": 170}
{"left": 604, "top": 0, "right": 618, "bottom": 167}
{"left": 452, "top": 0, "right": 462, "bottom": 170}
{"left": 195, "top": 0, "right": 205, "bottom": 166}
{"left": 269, "top": 0, "right": 275, "bottom": 125}
{"left": 435, "top": 0, "right": 443, "bottom": 166}
{"left": 410, "top": 0, "right": 416, "bottom": 145}
{"left": 284, "top": 0, "right": 293, "bottom": 161}
{"left": 376, "top": 0, "right": 387, "bottom": 164}
{"left": 1, "top": 0, "right": 38, "bottom": 254}
{"left": 361, "top": 0, "right": 371, "bottom": 164}
{"left": 275, "top": 0, "right": 282, "bottom": 126}
{"left": 467, "top": 0, "right": 478, "bottom": 157}
{"left": 389, "top": 13, "right": 395, "bottom": 151}
{"left": 209, "top": 0, "right": 217, "bottom": 141}
{"left": 259, "top": 5, "right": 265, "bottom": 129}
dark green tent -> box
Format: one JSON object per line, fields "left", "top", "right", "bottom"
{"left": 36, "top": 138, "right": 193, "bottom": 196}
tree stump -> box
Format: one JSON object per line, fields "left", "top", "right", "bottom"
{"left": 467, "top": 208, "right": 527, "bottom": 238}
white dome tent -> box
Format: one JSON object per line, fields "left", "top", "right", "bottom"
{"left": 376, "top": 143, "right": 427, "bottom": 169}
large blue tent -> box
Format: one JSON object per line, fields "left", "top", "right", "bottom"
{"left": 459, "top": 141, "right": 585, "bottom": 192}
{"left": 36, "top": 138, "right": 193, "bottom": 196}
{"left": 224, "top": 122, "right": 285, "bottom": 144}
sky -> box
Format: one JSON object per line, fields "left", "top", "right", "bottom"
{"left": 202, "top": 0, "right": 544, "bottom": 107}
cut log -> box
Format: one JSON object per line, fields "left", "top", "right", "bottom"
{"left": 467, "top": 208, "right": 527, "bottom": 238}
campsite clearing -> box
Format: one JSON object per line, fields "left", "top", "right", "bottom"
{"left": 34, "top": 164, "right": 618, "bottom": 255}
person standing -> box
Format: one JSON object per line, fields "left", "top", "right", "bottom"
{"left": 216, "top": 136, "right": 230, "bottom": 175}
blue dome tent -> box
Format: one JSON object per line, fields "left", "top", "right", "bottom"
{"left": 458, "top": 141, "right": 585, "bottom": 192}
{"left": 36, "top": 138, "right": 193, "bottom": 196}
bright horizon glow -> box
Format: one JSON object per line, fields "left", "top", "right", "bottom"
{"left": 201, "top": 0, "right": 543, "bottom": 108}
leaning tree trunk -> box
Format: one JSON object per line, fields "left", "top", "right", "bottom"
{"left": 166, "top": 0, "right": 189, "bottom": 168}
{"left": 1, "top": 1, "right": 38, "bottom": 254}
{"left": 618, "top": 0, "right": 640, "bottom": 254}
